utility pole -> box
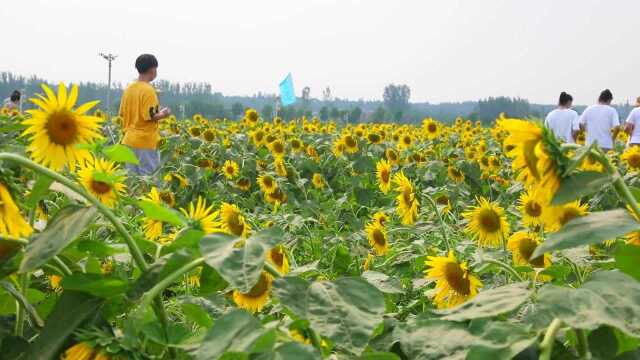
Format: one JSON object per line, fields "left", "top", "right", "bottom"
{"left": 99, "top": 53, "right": 118, "bottom": 115}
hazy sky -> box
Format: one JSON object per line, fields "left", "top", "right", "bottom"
{"left": 2, "top": 0, "right": 639, "bottom": 104}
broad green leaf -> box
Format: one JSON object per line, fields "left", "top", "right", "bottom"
{"left": 141, "top": 322, "right": 191, "bottom": 345}
{"left": 392, "top": 317, "right": 535, "bottom": 360}
{"left": 360, "top": 352, "right": 401, "bottom": 360}
{"left": 273, "top": 276, "right": 311, "bottom": 318}
{"left": 306, "top": 277, "right": 385, "bottom": 355}
{"left": 588, "top": 326, "right": 618, "bottom": 360}
{"left": 61, "top": 273, "right": 128, "bottom": 298}
{"left": 137, "top": 199, "right": 185, "bottom": 227}
{"left": 196, "top": 310, "right": 267, "bottom": 360}
{"left": 181, "top": 303, "right": 213, "bottom": 328}
{"left": 435, "top": 282, "right": 532, "bottom": 322}
{"left": 24, "top": 291, "right": 104, "bottom": 360}
{"left": 200, "top": 228, "right": 283, "bottom": 292}
{"left": 162, "top": 227, "right": 205, "bottom": 254}
{"left": 0, "top": 280, "right": 44, "bottom": 328}
{"left": 25, "top": 174, "right": 53, "bottom": 208}
{"left": 534, "top": 271, "right": 640, "bottom": 337}
{"left": 127, "top": 249, "right": 195, "bottom": 301}
{"left": 20, "top": 205, "right": 98, "bottom": 273}
{"left": 551, "top": 171, "right": 611, "bottom": 205}
{"left": 562, "top": 143, "right": 597, "bottom": 177}
{"left": 532, "top": 209, "right": 640, "bottom": 258}
{"left": 353, "top": 156, "right": 375, "bottom": 173}
{"left": 0, "top": 336, "right": 29, "bottom": 360}
{"left": 362, "top": 271, "right": 404, "bottom": 294}
{"left": 253, "top": 342, "right": 321, "bottom": 360}
{"left": 615, "top": 244, "right": 640, "bottom": 281}
{"left": 75, "top": 239, "right": 121, "bottom": 257}
{"left": 102, "top": 144, "right": 140, "bottom": 164}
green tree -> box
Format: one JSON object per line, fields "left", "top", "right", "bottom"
{"left": 371, "top": 106, "right": 387, "bottom": 122}
{"left": 383, "top": 84, "right": 411, "bottom": 122}
{"left": 319, "top": 106, "right": 329, "bottom": 121}
{"left": 261, "top": 104, "right": 273, "bottom": 121}
{"left": 231, "top": 102, "right": 244, "bottom": 118}
{"left": 330, "top": 107, "right": 340, "bottom": 120}
{"left": 348, "top": 107, "right": 362, "bottom": 123}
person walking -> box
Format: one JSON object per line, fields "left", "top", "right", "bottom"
{"left": 119, "top": 54, "right": 171, "bottom": 175}
{"left": 624, "top": 97, "right": 640, "bottom": 146}
{"left": 544, "top": 92, "right": 579, "bottom": 143}
{"left": 579, "top": 89, "right": 620, "bottom": 151}
{"left": 2, "top": 90, "right": 21, "bottom": 111}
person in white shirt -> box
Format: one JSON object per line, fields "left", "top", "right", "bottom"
{"left": 544, "top": 92, "right": 579, "bottom": 143}
{"left": 624, "top": 97, "right": 640, "bottom": 146}
{"left": 579, "top": 89, "right": 620, "bottom": 151}
{"left": 2, "top": 90, "right": 20, "bottom": 111}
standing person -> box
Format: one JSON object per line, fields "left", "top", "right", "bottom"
{"left": 544, "top": 92, "right": 579, "bottom": 143}
{"left": 2, "top": 90, "right": 21, "bottom": 111}
{"left": 119, "top": 54, "right": 171, "bottom": 175}
{"left": 624, "top": 97, "right": 640, "bottom": 146}
{"left": 579, "top": 89, "right": 620, "bottom": 151}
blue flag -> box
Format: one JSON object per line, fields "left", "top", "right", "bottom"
{"left": 279, "top": 73, "right": 296, "bottom": 106}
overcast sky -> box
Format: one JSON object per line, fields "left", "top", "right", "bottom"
{"left": 1, "top": 0, "right": 639, "bottom": 104}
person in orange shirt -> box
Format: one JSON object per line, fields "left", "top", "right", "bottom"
{"left": 119, "top": 54, "right": 171, "bottom": 175}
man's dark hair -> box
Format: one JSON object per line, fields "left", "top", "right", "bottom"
{"left": 598, "top": 89, "right": 613, "bottom": 103}
{"left": 135, "top": 54, "right": 158, "bottom": 74}
{"left": 558, "top": 91, "right": 572, "bottom": 106}
{"left": 10, "top": 90, "right": 20, "bottom": 102}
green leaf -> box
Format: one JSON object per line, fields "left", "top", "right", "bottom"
{"left": 562, "top": 143, "right": 597, "bottom": 177}
{"left": 20, "top": 205, "right": 98, "bottom": 273}
{"left": 24, "top": 291, "right": 104, "bottom": 360}
{"left": 0, "top": 280, "right": 44, "bottom": 328}
{"left": 615, "top": 244, "right": 640, "bottom": 281}
{"left": 273, "top": 276, "right": 311, "bottom": 318}
{"left": 359, "top": 352, "right": 401, "bottom": 360}
{"left": 196, "top": 310, "right": 267, "bottom": 360}
{"left": 61, "top": 273, "right": 128, "bottom": 298}
{"left": 181, "top": 303, "right": 213, "bottom": 328}
{"left": 392, "top": 317, "right": 535, "bottom": 360}
{"left": 137, "top": 199, "right": 185, "bottom": 227}
{"left": 353, "top": 156, "right": 375, "bottom": 173}
{"left": 435, "top": 282, "right": 532, "bottom": 322}
{"left": 551, "top": 171, "right": 611, "bottom": 205}
{"left": 259, "top": 342, "right": 321, "bottom": 360}
{"left": 127, "top": 250, "right": 196, "bottom": 301}
{"left": 532, "top": 209, "right": 640, "bottom": 258}
{"left": 75, "top": 239, "right": 121, "bottom": 257}
{"left": 25, "top": 174, "right": 53, "bottom": 208}
{"left": 200, "top": 228, "right": 283, "bottom": 292}
{"left": 102, "top": 144, "right": 140, "bottom": 164}
{"left": 534, "top": 271, "right": 640, "bottom": 337}
{"left": 588, "top": 326, "right": 618, "bottom": 360}
{"left": 162, "top": 227, "right": 205, "bottom": 254}
{"left": 306, "top": 277, "right": 385, "bottom": 355}
{"left": 362, "top": 271, "right": 404, "bottom": 294}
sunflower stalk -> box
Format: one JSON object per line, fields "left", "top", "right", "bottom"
{"left": 539, "top": 318, "right": 563, "bottom": 360}
{"left": 575, "top": 329, "right": 591, "bottom": 359}
{"left": 53, "top": 256, "right": 73, "bottom": 276}
{"left": 482, "top": 258, "right": 525, "bottom": 282}
{"left": 423, "top": 194, "right": 451, "bottom": 252}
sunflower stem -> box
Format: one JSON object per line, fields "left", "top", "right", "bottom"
{"left": 264, "top": 261, "right": 282, "bottom": 278}
{"left": 539, "top": 318, "right": 563, "bottom": 360}
{"left": 14, "top": 273, "right": 29, "bottom": 336}
{"left": 575, "top": 329, "right": 591, "bottom": 359}
{"left": 141, "top": 257, "right": 205, "bottom": 309}
{"left": 308, "top": 328, "right": 323, "bottom": 352}
{"left": 52, "top": 256, "right": 73, "bottom": 276}
{"left": 423, "top": 194, "right": 451, "bottom": 253}
{"left": 482, "top": 258, "right": 525, "bottom": 282}
{"left": 591, "top": 149, "right": 640, "bottom": 218}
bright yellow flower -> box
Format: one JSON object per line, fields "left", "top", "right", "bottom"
{"left": 621, "top": 146, "right": 640, "bottom": 171}
{"left": 62, "top": 342, "right": 95, "bottom": 360}
{"left": 463, "top": 197, "right": 510, "bottom": 248}
{"left": 77, "top": 157, "right": 126, "bottom": 207}
{"left": 233, "top": 271, "right": 272, "bottom": 313}
{"left": 311, "top": 173, "right": 324, "bottom": 189}
{"left": 518, "top": 187, "right": 547, "bottom": 228}
{"left": 257, "top": 174, "right": 278, "bottom": 195}
{"left": 393, "top": 172, "right": 419, "bottom": 225}
{"left": 447, "top": 166, "right": 465, "bottom": 183}
{"left": 542, "top": 201, "right": 588, "bottom": 233}
{"left": 376, "top": 159, "right": 392, "bottom": 194}
{"left": 141, "top": 187, "right": 163, "bottom": 241}
{"left": 366, "top": 222, "right": 389, "bottom": 255}
{"left": 219, "top": 202, "right": 251, "bottom": 238}
{"left": 372, "top": 211, "right": 390, "bottom": 227}
{"left": 222, "top": 160, "right": 240, "bottom": 180}
{"left": 424, "top": 251, "right": 483, "bottom": 309}
{"left": 180, "top": 196, "right": 219, "bottom": 234}
{"left": 267, "top": 245, "right": 289, "bottom": 274}
{"left": 507, "top": 231, "right": 551, "bottom": 268}
{"left": 274, "top": 158, "right": 288, "bottom": 177}
{"left": 0, "top": 183, "right": 32, "bottom": 238}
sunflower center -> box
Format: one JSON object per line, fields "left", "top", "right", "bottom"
{"left": 436, "top": 195, "right": 449, "bottom": 205}
{"left": 387, "top": 151, "right": 398, "bottom": 161}
{"left": 273, "top": 143, "right": 284, "bottom": 153}
{"left": 402, "top": 136, "right": 411, "bottom": 145}
{"left": 628, "top": 154, "right": 640, "bottom": 168}
{"left": 227, "top": 213, "right": 246, "bottom": 236}
{"left": 372, "top": 228, "right": 386, "bottom": 246}
{"left": 478, "top": 209, "right": 501, "bottom": 233}
{"left": 90, "top": 180, "right": 112, "bottom": 195}
{"left": 246, "top": 273, "right": 270, "bottom": 297}
{"left": 427, "top": 123, "right": 437, "bottom": 133}
{"left": 518, "top": 237, "right": 545, "bottom": 267}
{"left": 226, "top": 166, "right": 235, "bottom": 174}
{"left": 270, "top": 250, "right": 284, "bottom": 267}
{"left": 443, "top": 262, "right": 471, "bottom": 295}
{"left": 381, "top": 169, "right": 390, "bottom": 183}
{"left": 47, "top": 110, "right": 78, "bottom": 145}
{"left": 559, "top": 208, "right": 581, "bottom": 226}
{"left": 402, "top": 187, "right": 413, "bottom": 204}
{"left": 525, "top": 201, "right": 542, "bottom": 217}
{"left": 263, "top": 177, "right": 273, "bottom": 187}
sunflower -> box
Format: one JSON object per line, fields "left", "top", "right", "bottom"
{"left": 232, "top": 271, "right": 272, "bottom": 313}
{"left": 621, "top": 146, "right": 640, "bottom": 171}
{"left": 424, "top": 251, "right": 483, "bottom": 309}
{"left": 219, "top": 202, "right": 251, "bottom": 237}
{"left": 202, "top": 129, "right": 216, "bottom": 142}
{"left": 290, "top": 138, "right": 304, "bottom": 152}
{"left": 22, "top": 83, "right": 103, "bottom": 170}
{"left": 363, "top": 253, "right": 375, "bottom": 270}
{"left": 372, "top": 212, "right": 389, "bottom": 227}
{"left": 164, "top": 172, "right": 189, "bottom": 188}
{"left": 159, "top": 191, "right": 175, "bottom": 207}
{"left": 342, "top": 134, "right": 359, "bottom": 154}
{"left": 366, "top": 131, "right": 383, "bottom": 145}
{"left": 366, "top": 222, "right": 389, "bottom": 255}
{"left": 222, "top": 160, "right": 240, "bottom": 180}
{"left": 251, "top": 129, "right": 266, "bottom": 147}
{"left": 186, "top": 267, "right": 201, "bottom": 287}
{"left": 332, "top": 139, "right": 346, "bottom": 157}
{"left": 507, "top": 231, "right": 551, "bottom": 268}
{"left": 267, "top": 245, "right": 289, "bottom": 274}
{"left": 236, "top": 178, "right": 251, "bottom": 192}
{"left": 0, "top": 183, "right": 32, "bottom": 238}
{"left": 49, "top": 274, "right": 63, "bottom": 292}
{"left": 269, "top": 139, "right": 286, "bottom": 158}
{"left": 257, "top": 174, "right": 278, "bottom": 195}
{"left": 265, "top": 188, "right": 288, "bottom": 205}
{"left": 376, "top": 159, "right": 392, "bottom": 194}
{"left": 518, "top": 187, "right": 547, "bottom": 228}
{"left": 385, "top": 148, "right": 400, "bottom": 165}
{"left": 180, "top": 196, "right": 219, "bottom": 234}
{"left": 306, "top": 145, "right": 320, "bottom": 162}
{"left": 245, "top": 108, "right": 259, "bottom": 124}
{"left": 141, "top": 187, "right": 163, "bottom": 241}
{"left": 312, "top": 173, "right": 324, "bottom": 189}
{"left": 542, "top": 201, "right": 588, "bottom": 232}
{"left": 463, "top": 197, "right": 510, "bottom": 248}
{"left": 188, "top": 126, "right": 201, "bottom": 137}
{"left": 393, "top": 172, "right": 419, "bottom": 225}
{"left": 435, "top": 194, "right": 452, "bottom": 214}
{"left": 423, "top": 118, "right": 440, "bottom": 140}
{"left": 77, "top": 157, "right": 126, "bottom": 207}
{"left": 447, "top": 166, "right": 465, "bottom": 183}
{"left": 398, "top": 134, "right": 413, "bottom": 150}
{"left": 62, "top": 342, "right": 96, "bottom": 360}
{"left": 274, "top": 158, "right": 288, "bottom": 177}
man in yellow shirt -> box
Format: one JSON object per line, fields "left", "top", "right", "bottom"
{"left": 119, "top": 54, "right": 171, "bottom": 175}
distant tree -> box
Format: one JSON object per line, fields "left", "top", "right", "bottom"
{"left": 231, "top": 102, "right": 244, "bottom": 118}
{"left": 319, "top": 106, "right": 329, "bottom": 121}
{"left": 371, "top": 106, "right": 387, "bottom": 122}
{"left": 261, "top": 104, "right": 273, "bottom": 120}
{"left": 330, "top": 107, "right": 340, "bottom": 120}
{"left": 348, "top": 107, "right": 363, "bottom": 123}
{"left": 383, "top": 84, "right": 411, "bottom": 122}
{"left": 473, "top": 96, "right": 531, "bottom": 124}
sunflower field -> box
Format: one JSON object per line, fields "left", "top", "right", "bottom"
{"left": 0, "top": 83, "right": 639, "bottom": 360}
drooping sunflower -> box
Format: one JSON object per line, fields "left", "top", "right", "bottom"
{"left": 424, "top": 251, "right": 483, "bottom": 309}
{"left": 265, "top": 188, "right": 288, "bottom": 205}
{"left": 0, "top": 183, "right": 32, "bottom": 238}
{"left": 274, "top": 158, "right": 288, "bottom": 177}
{"left": 366, "top": 131, "right": 383, "bottom": 145}
{"left": 257, "top": 174, "right": 278, "bottom": 195}
{"left": 385, "top": 148, "right": 400, "bottom": 165}
{"left": 180, "top": 196, "right": 219, "bottom": 234}
{"left": 376, "top": 159, "right": 392, "bottom": 194}
{"left": 78, "top": 157, "right": 126, "bottom": 207}
{"left": 342, "top": 134, "right": 359, "bottom": 154}
{"left": 141, "top": 187, "right": 163, "bottom": 241}
{"left": 267, "top": 245, "right": 289, "bottom": 274}
{"left": 219, "top": 202, "right": 251, "bottom": 237}
{"left": 366, "top": 222, "right": 389, "bottom": 255}
{"left": 621, "top": 146, "right": 640, "bottom": 171}
{"left": 518, "top": 187, "right": 547, "bottom": 228}
{"left": 236, "top": 178, "right": 251, "bottom": 192}
{"left": 542, "top": 200, "right": 588, "bottom": 233}
{"left": 447, "top": 166, "right": 465, "bottom": 183}
{"left": 233, "top": 271, "right": 272, "bottom": 313}
{"left": 311, "top": 173, "right": 324, "bottom": 189}
{"left": 463, "top": 197, "right": 510, "bottom": 248}
{"left": 372, "top": 211, "right": 389, "bottom": 227}
{"left": 222, "top": 160, "right": 240, "bottom": 180}
{"left": 23, "top": 83, "right": 104, "bottom": 170}
{"left": 507, "top": 231, "right": 551, "bottom": 268}
{"left": 393, "top": 172, "right": 419, "bottom": 225}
